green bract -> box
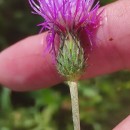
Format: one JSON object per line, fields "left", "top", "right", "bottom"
{"left": 57, "top": 34, "right": 86, "bottom": 81}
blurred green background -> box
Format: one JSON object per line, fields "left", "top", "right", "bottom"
{"left": 0, "top": 0, "right": 130, "bottom": 130}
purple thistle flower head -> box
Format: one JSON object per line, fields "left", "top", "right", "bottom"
{"left": 29, "top": 0, "right": 101, "bottom": 55}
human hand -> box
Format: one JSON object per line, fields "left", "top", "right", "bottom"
{"left": 0, "top": 0, "right": 130, "bottom": 91}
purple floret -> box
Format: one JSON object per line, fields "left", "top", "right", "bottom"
{"left": 29, "top": 0, "right": 101, "bottom": 55}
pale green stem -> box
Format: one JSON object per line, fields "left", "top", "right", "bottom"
{"left": 67, "top": 81, "right": 80, "bottom": 130}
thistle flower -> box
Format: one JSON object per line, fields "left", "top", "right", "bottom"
{"left": 29, "top": 0, "right": 100, "bottom": 50}
{"left": 29, "top": 0, "right": 101, "bottom": 80}
{"left": 29, "top": 0, "right": 101, "bottom": 130}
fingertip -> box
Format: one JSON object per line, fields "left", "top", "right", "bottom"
{"left": 113, "top": 115, "right": 130, "bottom": 130}
{"left": 0, "top": 33, "right": 62, "bottom": 91}
{"left": 81, "top": 0, "right": 130, "bottom": 79}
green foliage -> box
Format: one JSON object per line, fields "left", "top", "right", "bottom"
{"left": 0, "top": 0, "right": 40, "bottom": 51}
{"left": 100, "top": 0, "right": 114, "bottom": 5}
{"left": 1, "top": 71, "right": 130, "bottom": 130}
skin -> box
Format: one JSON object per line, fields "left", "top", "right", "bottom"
{"left": 0, "top": 0, "right": 130, "bottom": 129}
{"left": 113, "top": 116, "right": 130, "bottom": 130}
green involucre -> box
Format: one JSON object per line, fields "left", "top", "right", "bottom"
{"left": 56, "top": 34, "right": 86, "bottom": 81}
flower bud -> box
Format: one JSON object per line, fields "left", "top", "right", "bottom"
{"left": 56, "top": 33, "right": 85, "bottom": 81}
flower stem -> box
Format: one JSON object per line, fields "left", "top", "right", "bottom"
{"left": 67, "top": 81, "right": 80, "bottom": 130}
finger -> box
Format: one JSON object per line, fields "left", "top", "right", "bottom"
{"left": 0, "top": 0, "right": 130, "bottom": 91}
{"left": 0, "top": 33, "right": 63, "bottom": 91}
{"left": 113, "top": 115, "right": 130, "bottom": 130}
{"left": 82, "top": 0, "right": 130, "bottom": 79}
